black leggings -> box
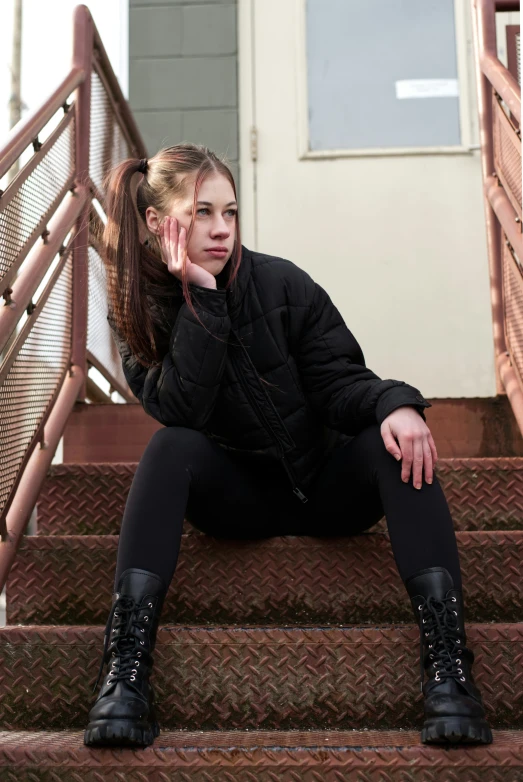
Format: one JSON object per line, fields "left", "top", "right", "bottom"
{"left": 114, "top": 424, "right": 462, "bottom": 592}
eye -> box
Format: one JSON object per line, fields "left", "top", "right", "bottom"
{"left": 226, "top": 209, "right": 238, "bottom": 218}
{"left": 196, "top": 208, "right": 210, "bottom": 216}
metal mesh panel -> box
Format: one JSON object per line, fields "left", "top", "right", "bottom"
{"left": 0, "top": 255, "right": 73, "bottom": 518}
{"left": 0, "top": 117, "right": 75, "bottom": 283}
{"left": 517, "top": 32, "right": 521, "bottom": 85}
{"left": 493, "top": 99, "right": 522, "bottom": 216}
{"left": 89, "top": 68, "right": 133, "bottom": 198}
{"left": 86, "top": 245, "right": 129, "bottom": 393}
{"left": 503, "top": 237, "right": 523, "bottom": 388}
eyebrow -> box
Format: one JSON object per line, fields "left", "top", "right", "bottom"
{"left": 196, "top": 200, "right": 237, "bottom": 207}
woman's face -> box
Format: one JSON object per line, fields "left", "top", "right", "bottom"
{"left": 147, "top": 172, "right": 237, "bottom": 276}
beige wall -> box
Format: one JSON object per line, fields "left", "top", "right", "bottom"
{"left": 238, "top": 1, "right": 520, "bottom": 399}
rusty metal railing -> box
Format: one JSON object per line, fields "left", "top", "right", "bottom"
{"left": 472, "top": 0, "right": 522, "bottom": 427}
{"left": 0, "top": 5, "right": 146, "bottom": 588}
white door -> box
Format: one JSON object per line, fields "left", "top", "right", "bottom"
{"left": 238, "top": 0, "right": 497, "bottom": 399}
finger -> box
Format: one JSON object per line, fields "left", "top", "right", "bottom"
{"left": 400, "top": 435, "right": 413, "bottom": 483}
{"left": 422, "top": 436, "right": 433, "bottom": 485}
{"left": 179, "top": 225, "right": 187, "bottom": 266}
{"left": 428, "top": 433, "right": 438, "bottom": 465}
{"left": 412, "top": 437, "right": 424, "bottom": 490}
{"left": 158, "top": 220, "right": 168, "bottom": 265}
{"left": 169, "top": 217, "right": 179, "bottom": 268}
{"left": 381, "top": 425, "right": 402, "bottom": 462}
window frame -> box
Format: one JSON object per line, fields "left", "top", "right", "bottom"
{"left": 294, "top": 0, "right": 477, "bottom": 159}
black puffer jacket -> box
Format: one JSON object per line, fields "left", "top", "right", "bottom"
{"left": 109, "top": 245, "right": 431, "bottom": 502}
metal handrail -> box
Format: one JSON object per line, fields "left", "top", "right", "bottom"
{"left": 0, "top": 187, "right": 88, "bottom": 355}
{"left": 472, "top": 0, "right": 523, "bottom": 427}
{"left": 0, "top": 4, "right": 146, "bottom": 588}
{"left": 0, "top": 70, "right": 84, "bottom": 180}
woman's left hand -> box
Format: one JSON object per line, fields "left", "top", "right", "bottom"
{"left": 380, "top": 406, "right": 438, "bottom": 489}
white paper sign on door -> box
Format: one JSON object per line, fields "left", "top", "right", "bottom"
{"left": 395, "top": 79, "right": 459, "bottom": 99}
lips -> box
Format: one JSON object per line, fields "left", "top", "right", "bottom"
{"left": 205, "top": 247, "right": 229, "bottom": 258}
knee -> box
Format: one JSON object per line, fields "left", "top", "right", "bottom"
{"left": 352, "top": 424, "right": 401, "bottom": 475}
{"left": 144, "top": 426, "right": 210, "bottom": 460}
{"left": 356, "top": 424, "right": 389, "bottom": 456}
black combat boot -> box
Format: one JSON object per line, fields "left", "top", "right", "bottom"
{"left": 405, "top": 567, "right": 492, "bottom": 745}
{"left": 84, "top": 568, "right": 167, "bottom": 747}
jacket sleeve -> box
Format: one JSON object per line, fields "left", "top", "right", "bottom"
{"left": 108, "top": 285, "right": 230, "bottom": 428}
{"left": 296, "top": 278, "right": 431, "bottom": 434}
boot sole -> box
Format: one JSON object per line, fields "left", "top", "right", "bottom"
{"left": 422, "top": 717, "right": 493, "bottom": 745}
{"left": 84, "top": 719, "right": 160, "bottom": 748}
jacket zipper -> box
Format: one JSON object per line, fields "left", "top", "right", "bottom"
{"left": 229, "top": 346, "right": 309, "bottom": 503}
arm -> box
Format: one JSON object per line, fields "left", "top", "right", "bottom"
{"left": 109, "top": 285, "right": 230, "bottom": 428}
{"left": 297, "top": 278, "right": 431, "bottom": 434}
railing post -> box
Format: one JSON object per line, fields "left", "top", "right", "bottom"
{"left": 71, "top": 5, "right": 94, "bottom": 403}
{"left": 471, "top": 0, "right": 507, "bottom": 395}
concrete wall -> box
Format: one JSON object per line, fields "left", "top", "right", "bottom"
{"left": 128, "top": 0, "right": 239, "bottom": 185}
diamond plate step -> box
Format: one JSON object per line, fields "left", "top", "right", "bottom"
{"left": 0, "top": 730, "right": 523, "bottom": 781}
{"left": 7, "top": 531, "right": 523, "bottom": 626}
{"left": 35, "top": 458, "right": 523, "bottom": 536}
{"left": 0, "top": 624, "right": 521, "bottom": 731}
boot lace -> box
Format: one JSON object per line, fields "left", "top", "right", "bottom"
{"left": 418, "top": 594, "right": 466, "bottom": 692}
{"left": 93, "top": 595, "right": 154, "bottom": 693}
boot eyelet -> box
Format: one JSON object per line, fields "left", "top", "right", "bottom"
{"left": 422, "top": 619, "right": 426, "bottom": 624}
{"left": 452, "top": 597, "right": 456, "bottom": 603}
{"left": 429, "top": 654, "right": 434, "bottom": 660}
{"left": 425, "top": 633, "right": 429, "bottom": 637}
{"left": 428, "top": 644, "right": 433, "bottom": 649}
{"left": 457, "top": 668, "right": 463, "bottom": 674}
{"left": 137, "top": 652, "right": 142, "bottom": 657}
{"left": 106, "top": 678, "right": 112, "bottom": 685}
{"left": 418, "top": 605, "right": 423, "bottom": 611}
{"left": 140, "top": 641, "right": 145, "bottom": 645}
{"left": 453, "top": 611, "right": 457, "bottom": 616}
{"left": 135, "top": 661, "right": 140, "bottom": 665}
{"left": 148, "top": 602, "right": 153, "bottom": 608}
{"left": 132, "top": 669, "right": 137, "bottom": 674}
{"left": 130, "top": 675, "right": 136, "bottom": 682}
{"left": 140, "top": 628, "right": 144, "bottom": 633}
{"left": 435, "top": 672, "right": 440, "bottom": 681}
{"left": 456, "top": 659, "right": 461, "bottom": 664}
{"left": 460, "top": 676, "right": 466, "bottom": 682}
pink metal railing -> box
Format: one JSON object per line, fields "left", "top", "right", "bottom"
{"left": 472, "top": 0, "right": 522, "bottom": 427}
{"left": 0, "top": 5, "right": 146, "bottom": 588}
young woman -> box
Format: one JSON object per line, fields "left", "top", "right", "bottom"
{"left": 84, "top": 143, "right": 492, "bottom": 749}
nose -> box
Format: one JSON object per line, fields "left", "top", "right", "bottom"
{"left": 210, "top": 215, "right": 230, "bottom": 239}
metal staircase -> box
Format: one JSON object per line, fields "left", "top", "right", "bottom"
{"left": 0, "top": 1, "right": 522, "bottom": 778}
